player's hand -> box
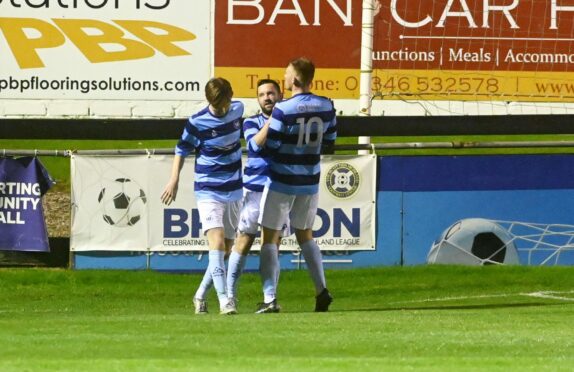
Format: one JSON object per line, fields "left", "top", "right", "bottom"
{"left": 161, "top": 180, "right": 179, "bottom": 205}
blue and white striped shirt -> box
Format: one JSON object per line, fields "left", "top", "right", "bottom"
{"left": 243, "top": 113, "right": 272, "bottom": 192}
{"left": 266, "top": 93, "right": 337, "bottom": 195}
{"left": 175, "top": 101, "right": 244, "bottom": 202}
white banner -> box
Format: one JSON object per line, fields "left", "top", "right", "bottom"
{"left": 71, "top": 154, "right": 376, "bottom": 251}
{"left": 0, "top": 1, "right": 211, "bottom": 100}
{"left": 284, "top": 154, "right": 377, "bottom": 251}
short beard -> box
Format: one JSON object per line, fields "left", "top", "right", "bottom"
{"left": 261, "top": 107, "right": 273, "bottom": 116}
{"left": 261, "top": 100, "right": 274, "bottom": 116}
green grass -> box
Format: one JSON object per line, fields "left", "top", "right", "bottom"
{"left": 1, "top": 266, "right": 574, "bottom": 370}
{"left": 5, "top": 135, "right": 574, "bottom": 191}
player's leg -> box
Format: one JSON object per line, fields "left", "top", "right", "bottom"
{"left": 219, "top": 198, "right": 242, "bottom": 314}
{"left": 227, "top": 191, "right": 258, "bottom": 301}
{"left": 193, "top": 233, "right": 234, "bottom": 314}
{"left": 274, "top": 218, "right": 291, "bottom": 285}
{"left": 291, "top": 194, "right": 332, "bottom": 312}
{"left": 193, "top": 268, "right": 213, "bottom": 314}
{"left": 205, "top": 227, "right": 234, "bottom": 314}
{"left": 227, "top": 232, "right": 254, "bottom": 301}
{"left": 219, "top": 198, "right": 243, "bottom": 309}
{"left": 192, "top": 200, "right": 217, "bottom": 314}
{"left": 196, "top": 200, "right": 235, "bottom": 315}
{"left": 256, "top": 188, "right": 291, "bottom": 313}
{"left": 258, "top": 226, "right": 282, "bottom": 313}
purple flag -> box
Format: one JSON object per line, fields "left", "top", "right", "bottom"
{"left": 0, "top": 157, "right": 54, "bottom": 252}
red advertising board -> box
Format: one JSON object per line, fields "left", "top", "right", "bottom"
{"left": 214, "top": 0, "right": 362, "bottom": 98}
{"left": 370, "top": 0, "right": 574, "bottom": 101}
{"left": 375, "top": 0, "right": 574, "bottom": 72}
{"left": 216, "top": 0, "right": 574, "bottom": 102}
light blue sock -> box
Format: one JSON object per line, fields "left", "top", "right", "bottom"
{"left": 208, "top": 250, "right": 228, "bottom": 307}
{"left": 227, "top": 251, "right": 247, "bottom": 299}
{"left": 300, "top": 240, "right": 326, "bottom": 294}
{"left": 194, "top": 270, "right": 213, "bottom": 300}
{"left": 260, "top": 243, "right": 279, "bottom": 303}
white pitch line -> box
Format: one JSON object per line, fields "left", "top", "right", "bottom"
{"left": 523, "top": 291, "right": 574, "bottom": 302}
{"left": 390, "top": 293, "right": 517, "bottom": 304}
{"left": 390, "top": 291, "right": 574, "bottom": 305}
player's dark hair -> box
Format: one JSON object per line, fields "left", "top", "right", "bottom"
{"left": 205, "top": 78, "right": 233, "bottom": 116}
{"left": 289, "top": 57, "right": 315, "bottom": 87}
{"left": 257, "top": 79, "right": 281, "bottom": 94}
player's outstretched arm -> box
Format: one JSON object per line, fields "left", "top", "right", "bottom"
{"left": 160, "top": 155, "right": 184, "bottom": 205}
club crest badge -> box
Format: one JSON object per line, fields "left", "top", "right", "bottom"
{"left": 325, "top": 163, "right": 360, "bottom": 198}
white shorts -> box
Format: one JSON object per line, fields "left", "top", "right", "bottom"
{"left": 239, "top": 190, "right": 290, "bottom": 236}
{"left": 197, "top": 199, "right": 242, "bottom": 239}
{"left": 259, "top": 188, "right": 318, "bottom": 231}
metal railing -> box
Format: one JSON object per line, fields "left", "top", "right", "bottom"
{"left": 4, "top": 140, "right": 574, "bottom": 157}
{"left": 340, "top": 140, "right": 574, "bottom": 150}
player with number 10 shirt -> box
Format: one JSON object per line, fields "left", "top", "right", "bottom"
{"left": 265, "top": 81, "right": 337, "bottom": 194}
{"left": 257, "top": 57, "right": 337, "bottom": 313}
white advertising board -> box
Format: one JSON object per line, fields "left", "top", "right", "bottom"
{"left": 71, "top": 154, "right": 376, "bottom": 252}
{"left": 0, "top": 1, "right": 211, "bottom": 100}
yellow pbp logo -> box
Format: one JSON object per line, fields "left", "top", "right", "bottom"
{"left": 0, "top": 18, "right": 196, "bottom": 69}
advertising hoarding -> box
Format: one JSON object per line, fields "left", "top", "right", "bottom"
{"left": 214, "top": 0, "right": 362, "bottom": 99}
{"left": 216, "top": 0, "right": 574, "bottom": 103}
{"left": 372, "top": 0, "right": 574, "bottom": 102}
{"left": 0, "top": 1, "right": 211, "bottom": 100}
{"left": 71, "top": 154, "right": 376, "bottom": 252}
{"left": 0, "top": 157, "right": 54, "bottom": 252}
{"left": 2, "top": 0, "right": 572, "bottom": 115}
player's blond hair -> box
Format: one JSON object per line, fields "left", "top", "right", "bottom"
{"left": 289, "top": 57, "right": 315, "bottom": 87}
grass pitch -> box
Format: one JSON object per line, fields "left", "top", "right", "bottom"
{"left": 1, "top": 265, "right": 574, "bottom": 371}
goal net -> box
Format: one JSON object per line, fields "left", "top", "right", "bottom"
{"left": 496, "top": 220, "right": 574, "bottom": 266}
{"left": 429, "top": 218, "right": 574, "bottom": 266}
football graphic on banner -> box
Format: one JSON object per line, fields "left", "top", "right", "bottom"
{"left": 97, "top": 178, "right": 147, "bottom": 227}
